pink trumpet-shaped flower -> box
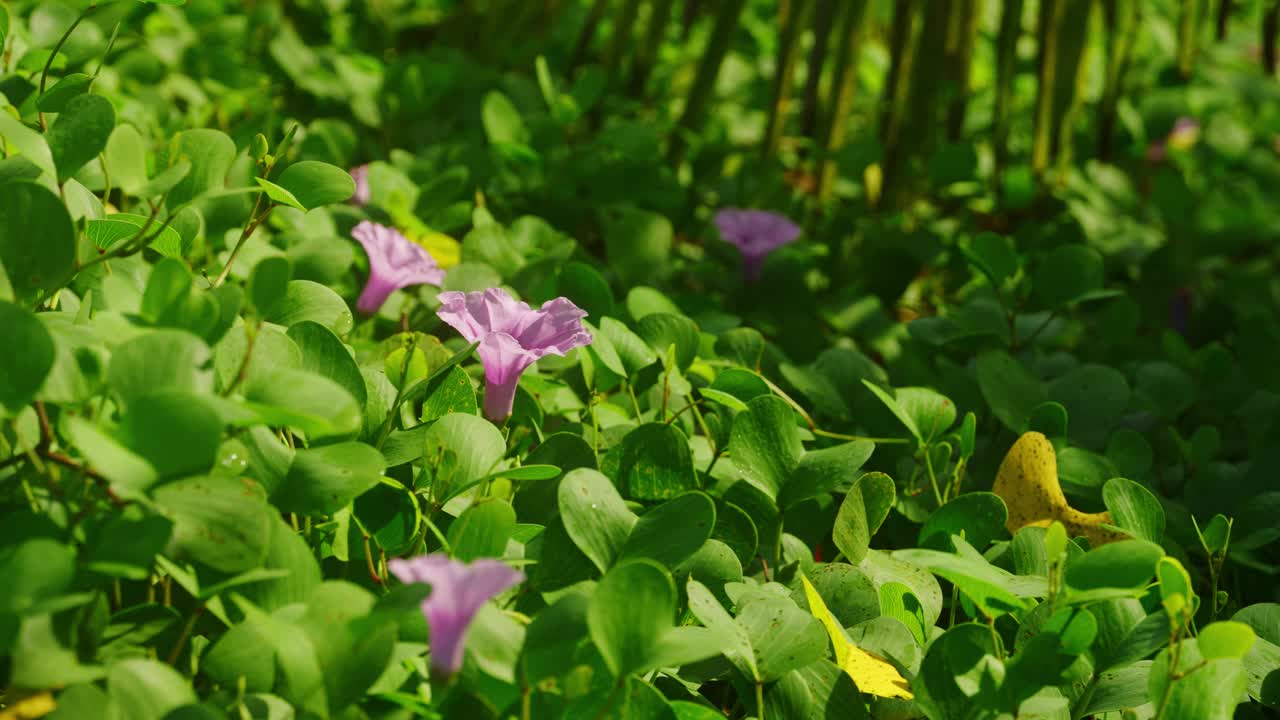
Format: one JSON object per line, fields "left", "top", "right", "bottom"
{"left": 352, "top": 221, "right": 445, "bottom": 315}
{"left": 350, "top": 164, "right": 371, "bottom": 206}
{"left": 714, "top": 208, "right": 802, "bottom": 282}
{"left": 436, "top": 288, "right": 592, "bottom": 422}
{"left": 388, "top": 554, "right": 525, "bottom": 676}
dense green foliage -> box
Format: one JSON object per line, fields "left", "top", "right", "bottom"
{"left": 2, "top": 0, "right": 1280, "bottom": 718}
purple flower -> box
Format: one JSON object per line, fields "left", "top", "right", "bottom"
{"left": 436, "top": 288, "right": 592, "bottom": 422}
{"left": 352, "top": 221, "right": 445, "bottom": 315}
{"left": 350, "top": 164, "right": 371, "bottom": 207}
{"left": 1167, "top": 117, "right": 1200, "bottom": 151}
{"left": 388, "top": 554, "right": 525, "bottom": 676}
{"left": 714, "top": 208, "right": 802, "bottom": 281}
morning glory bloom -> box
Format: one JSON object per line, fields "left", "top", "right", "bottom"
{"left": 350, "top": 164, "right": 371, "bottom": 206}
{"left": 714, "top": 208, "right": 802, "bottom": 281}
{"left": 1147, "top": 117, "right": 1200, "bottom": 165}
{"left": 388, "top": 554, "right": 525, "bottom": 676}
{"left": 1166, "top": 117, "right": 1200, "bottom": 151}
{"left": 352, "top": 221, "right": 445, "bottom": 315}
{"left": 436, "top": 288, "right": 592, "bottom": 422}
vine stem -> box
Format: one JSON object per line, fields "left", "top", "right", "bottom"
{"left": 211, "top": 197, "right": 271, "bottom": 288}
{"left": 39, "top": 3, "right": 97, "bottom": 131}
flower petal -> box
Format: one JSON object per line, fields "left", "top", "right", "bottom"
{"left": 477, "top": 332, "right": 539, "bottom": 387}
{"left": 513, "top": 297, "right": 592, "bottom": 356}
{"left": 436, "top": 288, "right": 532, "bottom": 343}
{"left": 352, "top": 221, "right": 443, "bottom": 313}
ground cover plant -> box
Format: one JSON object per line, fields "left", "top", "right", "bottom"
{"left": 2, "top": 0, "right": 1280, "bottom": 718}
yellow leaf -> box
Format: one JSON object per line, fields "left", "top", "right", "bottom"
{"left": 0, "top": 691, "right": 56, "bottom": 720}
{"left": 411, "top": 230, "right": 461, "bottom": 269}
{"left": 992, "top": 432, "right": 1125, "bottom": 547}
{"left": 385, "top": 205, "right": 461, "bottom": 269}
{"left": 799, "top": 573, "right": 914, "bottom": 700}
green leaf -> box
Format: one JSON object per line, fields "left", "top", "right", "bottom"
{"left": 617, "top": 422, "right": 698, "bottom": 500}
{"left": 152, "top": 476, "right": 272, "bottom": 573}
{"left": 1148, "top": 639, "right": 1248, "bottom": 720}
{"left": 236, "top": 514, "right": 322, "bottom": 612}
{"left": 0, "top": 182, "right": 77, "bottom": 303}
{"left": 274, "top": 442, "right": 386, "bottom": 516}
{"left": 914, "top": 624, "right": 1002, "bottom": 719}
{"left": 420, "top": 365, "right": 478, "bottom": 422}
{"left": 588, "top": 560, "right": 675, "bottom": 677}
{"left": 636, "top": 313, "right": 700, "bottom": 371}
{"left": 46, "top": 93, "right": 115, "bottom": 182}
{"left": 796, "top": 562, "right": 880, "bottom": 628}
{"left": 0, "top": 111, "right": 55, "bottom": 181}
{"left": 244, "top": 367, "right": 362, "bottom": 439}
{"left": 728, "top": 395, "right": 803, "bottom": 500}
{"left": 287, "top": 321, "right": 367, "bottom": 412}
{"left": 961, "top": 232, "right": 1018, "bottom": 288}
{"left": 1047, "top": 364, "right": 1130, "bottom": 448}
{"left": 600, "top": 317, "right": 658, "bottom": 374}
{"left": 1034, "top": 244, "right": 1105, "bottom": 309}
{"left": 204, "top": 621, "right": 277, "bottom": 692}
{"left": 559, "top": 468, "right": 635, "bottom": 573}
{"left": 84, "top": 512, "right": 172, "bottom": 581}
{"left": 422, "top": 413, "right": 505, "bottom": 489}
{"left": 62, "top": 416, "right": 158, "bottom": 495}
{"left": 0, "top": 538, "right": 75, "bottom": 615}
{"left": 448, "top": 500, "right": 516, "bottom": 561}
{"left": 37, "top": 73, "right": 93, "bottom": 113}
{"left": 737, "top": 595, "right": 829, "bottom": 682}
{"left": 86, "top": 214, "right": 184, "bottom": 258}
{"left": 523, "top": 593, "right": 590, "bottom": 683}
{"left": 117, "top": 392, "right": 222, "bottom": 479}
{"left": 895, "top": 387, "right": 957, "bottom": 443}
{"left": 166, "top": 128, "right": 235, "bottom": 208}
{"left": 686, "top": 578, "right": 759, "bottom": 681}
{"left": 781, "top": 439, "right": 875, "bottom": 509}
{"left": 108, "top": 330, "right": 213, "bottom": 409}
{"left": 897, "top": 536, "right": 1043, "bottom": 617}
{"left": 976, "top": 350, "right": 1046, "bottom": 433}
{"left": 832, "top": 472, "right": 895, "bottom": 565}
{"left": 919, "top": 492, "right": 1008, "bottom": 552}
{"left": 255, "top": 177, "right": 306, "bottom": 211}
{"left": 481, "top": 91, "right": 529, "bottom": 145}
{"left": 275, "top": 161, "right": 356, "bottom": 210}
{"left": 1083, "top": 662, "right": 1152, "bottom": 715}
{"left": 263, "top": 280, "right": 354, "bottom": 335}
{"left": 104, "top": 124, "right": 149, "bottom": 195}
{"left": 712, "top": 499, "right": 759, "bottom": 568}
{"left": 1065, "top": 540, "right": 1163, "bottom": 591}
{"left": 620, "top": 492, "right": 716, "bottom": 568}
{"left": 1198, "top": 621, "right": 1257, "bottom": 660}
{"left": 298, "top": 582, "right": 396, "bottom": 713}
{"left": 249, "top": 256, "right": 292, "bottom": 314}
{"left": 1102, "top": 477, "right": 1165, "bottom": 543}
{"left": 0, "top": 302, "right": 55, "bottom": 414}
{"left": 559, "top": 261, "right": 614, "bottom": 320}
{"left": 107, "top": 659, "right": 197, "bottom": 720}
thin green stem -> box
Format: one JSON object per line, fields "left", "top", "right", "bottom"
{"left": 39, "top": 3, "right": 96, "bottom": 131}
{"left": 211, "top": 198, "right": 271, "bottom": 288}
{"left": 812, "top": 428, "right": 910, "bottom": 444}
{"left": 923, "top": 445, "right": 944, "bottom": 507}
{"left": 165, "top": 605, "right": 204, "bottom": 666}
